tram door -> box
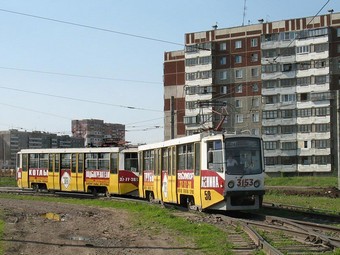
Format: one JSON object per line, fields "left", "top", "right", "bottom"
{"left": 76, "top": 153, "right": 85, "bottom": 192}
{"left": 20, "top": 154, "right": 29, "bottom": 188}
{"left": 52, "top": 154, "right": 60, "bottom": 190}
{"left": 161, "top": 147, "right": 176, "bottom": 203}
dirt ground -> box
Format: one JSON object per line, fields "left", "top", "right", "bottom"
{"left": 267, "top": 186, "right": 340, "bottom": 198}
{"left": 0, "top": 198, "right": 201, "bottom": 255}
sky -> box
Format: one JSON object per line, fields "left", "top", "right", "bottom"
{"left": 0, "top": 0, "right": 339, "bottom": 144}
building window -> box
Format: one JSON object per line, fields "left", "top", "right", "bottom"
{"left": 252, "top": 112, "right": 259, "bottom": 122}
{"left": 235, "top": 69, "right": 243, "bottom": 78}
{"left": 281, "top": 94, "right": 296, "bottom": 103}
{"left": 251, "top": 53, "right": 258, "bottom": 62}
{"left": 251, "top": 128, "right": 260, "bottom": 136}
{"left": 297, "top": 108, "right": 312, "bottom": 117}
{"left": 251, "top": 68, "right": 259, "bottom": 77}
{"left": 252, "top": 98, "right": 260, "bottom": 107}
{"left": 219, "top": 70, "right": 228, "bottom": 80}
{"left": 281, "top": 125, "right": 296, "bottom": 134}
{"left": 281, "top": 142, "right": 297, "bottom": 150}
{"left": 220, "top": 42, "right": 227, "bottom": 51}
{"left": 337, "top": 28, "right": 340, "bottom": 37}
{"left": 281, "top": 109, "right": 295, "bottom": 118}
{"left": 235, "top": 99, "right": 242, "bottom": 108}
{"left": 252, "top": 83, "right": 259, "bottom": 92}
{"left": 251, "top": 38, "right": 258, "bottom": 47}
{"left": 263, "top": 126, "right": 278, "bottom": 135}
{"left": 315, "top": 107, "right": 330, "bottom": 116}
{"left": 235, "top": 55, "right": 242, "bottom": 63}
{"left": 236, "top": 114, "right": 243, "bottom": 123}
{"left": 298, "top": 124, "right": 311, "bottom": 133}
{"left": 297, "top": 77, "right": 311, "bottom": 86}
{"left": 264, "top": 141, "right": 277, "bottom": 150}
{"left": 264, "top": 95, "right": 279, "bottom": 104}
{"left": 265, "top": 157, "right": 278, "bottom": 165}
{"left": 263, "top": 80, "right": 278, "bottom": 89}
{"left": 315, "top": 75, "right": 328, "bottom": 84}
{"left": 312, "top": 139, "right": 330, "bottom": 149}
{"left": 235, "top": 40, "right": 242, "bottom": 49}
{"left": 315, "top": 123, "right": 330, "bottom": 132}
{"left": 296, "top": 45, "right": 310, "bottom": 54}
{"left": 236, "top": 84, "right": 243, "bottom": 93}
{"left": 282, "top": 64, "right": 293, "bottom": 72}
{"left": 262, "top": 110, "right": 278, "bottom": 119}
{"left": 220, "top": 85, "right": 227, "bottom": 94}
{"left": 220, "top": 56, "right": 227, "bottom": 65}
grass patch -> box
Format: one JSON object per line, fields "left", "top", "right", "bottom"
{"left": 264, "top": 192, "right": 340, "bottom": 214}
{"left": 0, "top": 194, "right": 233, "bottom": 255}
{"left": 0, "top": 177, "right": 17, "bottom": 187}
{"left": 265, "top": 176, "right": 337, "bottom": 188}
{"left": 0, "top": 212, "right": 3, "bottom": 255}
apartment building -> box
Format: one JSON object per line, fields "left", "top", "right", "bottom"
{"left": 71, "top": 119, "right": 125, "bottom": 147}
{"left": 164, "top": 12, "right": 340, "bottom": 175}
{"left": 0, "top": 130, "right": 84, "bottom": 169}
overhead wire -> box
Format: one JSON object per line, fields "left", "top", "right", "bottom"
{"left": 0, "top": 8, "right": 184, "bottom": 47}
{"left": 0, "top": 86, "right": 163, "bottom": 113}
{"left": 0, "top": 66, "right": 162, "bottom": 85}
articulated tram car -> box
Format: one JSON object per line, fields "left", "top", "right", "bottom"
{"left": 16, "top": 147, "right": 139, "bottom": 196}
{"left": 138, "top": 132, "right": 265, "bottom": 211}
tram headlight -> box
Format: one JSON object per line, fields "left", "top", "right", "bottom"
{"left": 254, "top": 180, "right": 261, "bottom": 188}
{"left": 228, "top": 180, "right": 235, "bottom": 189}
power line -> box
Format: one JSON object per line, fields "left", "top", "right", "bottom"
{"left": 0, "top": 66, "right": 162, "bottom": 85}
{"left": 273, "top": 0, "right": 331, "bottom": 61}
{"left": 0, "top": 8, "right": 184, "bottom": 47}
{"left": 0, "top": 86, "right": 163, "bottom": 113}
{"left": 0, "top": 102, "right": 72, "bottom": 120}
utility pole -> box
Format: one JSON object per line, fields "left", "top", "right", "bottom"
{"left": 171, "top": 96, "right": 175, "bottom": 139}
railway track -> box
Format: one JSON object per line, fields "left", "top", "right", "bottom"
{"left": 1, "top": 187, "right": 339, "bottom": 254}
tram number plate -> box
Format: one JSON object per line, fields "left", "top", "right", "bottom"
{"left": 237, "top": 178, "right": 254, "bottom": 187}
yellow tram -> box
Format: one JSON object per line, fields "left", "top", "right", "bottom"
{"left": 138, "top": 132, "right": 265, "bottom": 211}
{"left": 16, "top": 147, "right": 138, "bottom": 196}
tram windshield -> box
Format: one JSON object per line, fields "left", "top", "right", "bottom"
{"left": 225, "top": 137, "right": 262, "bottom": 175}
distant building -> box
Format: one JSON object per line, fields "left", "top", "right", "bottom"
{"left": 71, "top": 119, "right": 125, "bottom": 147}
{"left": 0, "top": 129, "right": 84, "bottom": 169}
{"left": 164, "top": 12, "right": 340, "bottom": 176}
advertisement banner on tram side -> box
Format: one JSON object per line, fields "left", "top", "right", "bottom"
{"left": 177, "top": 170, "right": 194, "bottom": 194}
{"left": 85, "top": 170, "right": 110, "bottom": 186}
{"left": 28, "top": 168, "right": 48, "bottom": 182}
{"left": 119, "top": 170, "right": 139, "bottom": 188}
{"left": 200, "top": 170, "right": 224, "bottom": 195}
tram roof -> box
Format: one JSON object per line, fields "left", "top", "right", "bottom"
{"left": 18, "top": 147, "right": 137, "bottom": 154}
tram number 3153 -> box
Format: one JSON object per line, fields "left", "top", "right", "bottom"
{"left": 237, "top": 178, "right": 254, "bottom": 187}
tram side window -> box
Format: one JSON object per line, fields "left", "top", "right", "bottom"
{"left": 22, "top": 154, "right": 28, "bottom": 172}
{"left": 78, "top": 154, "right": 84, "bottom": 173}
{"left": 61, "top": 154, "right": 71, "bottom": 169}
{"left": 143, "top": 150, "right": 154, "bottom": 171}
{"left": 207, "top": 140, "right": 223, "bottom": 172}
{"left": 125, "top": 152, "right": 138, "bottom": 172}
{"left": 48, "top": 154, "right": 54, "bottom": 172}
{"left": 110, "top": 153, "right": 118, "bottom": 174}
{"left": 162, "top": 149, "right": 169, "bottom": 174}
{"left": 55, "top": 154, "right": 60, "bottom": 172}
{"left": 29, "top": 154, "right": 39, "bottom": 168}
{"left": 39, "top": 154, "right": 49, "bottom": 169}
{"left": 85, "top": 153, "right": 98, "bottom": 170}
{"left": 178, "top": 143, "right": 194, "bottom": 170}
{"left": 71, "top": 154, "right": 77, "bottom": 173}
{"left": 195, "top": 143, "right": 201, "bottom": 176}
{"left": 98, "top": 153, "right": 110, "bottom": 170}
